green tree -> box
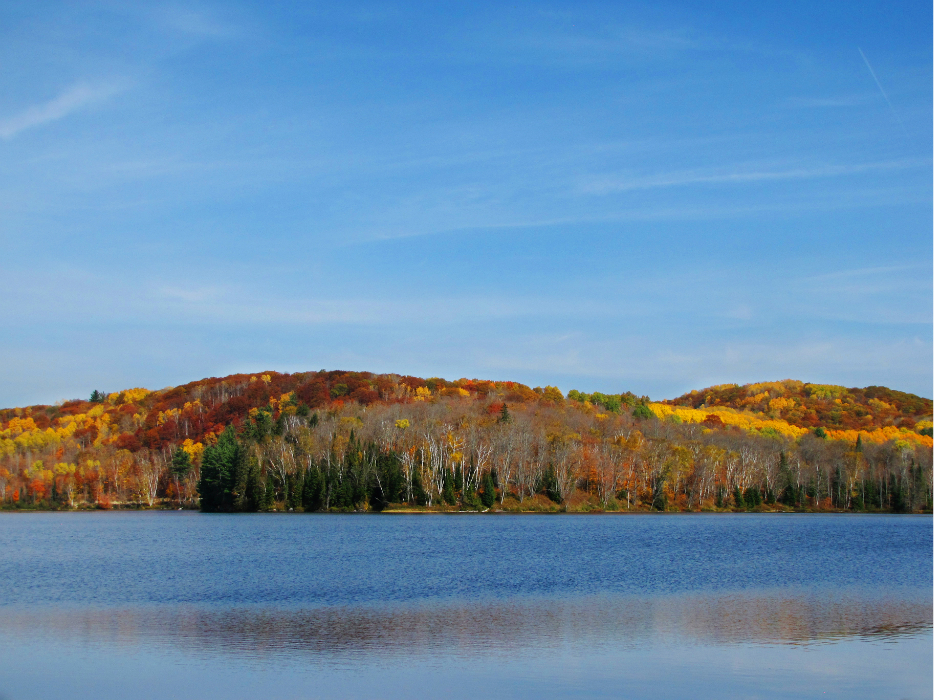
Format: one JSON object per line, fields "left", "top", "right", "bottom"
{"left": 198, "top": 426, "right": 242, "bottom": 512}
{"left": 633, "top": 404, "right": 655, "bottom": 420}
{"left": 170, "top": 447, "right": 192, "bottom": 506}
{"left": 302, "top": 468, "right": 324, "bottom": 512}
{"left": 480, "top": 471, "right": 496, "bottom": 508}
{"left": 499, "top": 404, "right": 511, "bottom": 424}
{"left": 441, "top": 473, "right": 456, "bottom": 505}
{"left": 244, "top": 459, "right": 262, "bottom": 512}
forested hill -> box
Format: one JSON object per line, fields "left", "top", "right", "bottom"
{"left": 0, "top": 370, "right": 931, "bottom": 513}
{"left": 665, "top": 380, "right": 932, "bottom": 433}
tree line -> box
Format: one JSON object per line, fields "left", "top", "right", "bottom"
{"left": 0, "top": 371, "right": 930, "bottom": 512}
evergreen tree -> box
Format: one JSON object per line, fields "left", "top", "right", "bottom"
{"left": 733, "top": 486, "right": 745, "bottom": 509}
{"left": 743, "top": 486, "right": 761, "bottom": 508}
{"left": 913, "top": 461, "right": 930, "bottom": 510}
{"left": 890, "top": 475, "right": 909, "bottom": 513}
{"left": 302, "top": 468, "right": 323, "bottom": 512}
{"left": 852, "top": 484, "right": 865, "bottom": 511}
{"left": 251, "top": 410, "right": 272, "bottom": 442}
{"left": 170, "top": 447, "right": 192, "bottom": 506}
{"left": 542, "top": 466, "right": 560, "bottom": 503}
{"left": 441, "top": 473, "right": 456, "bottom": 505}
{"left": 462, "top": 486, "right": 481, "bottom": 510}
{"left": 171, "top": 448, "right": 192, "bottom": 480}
{"left": 480, "top": 471, "right": 496, "bottom": 507}
{"left": 244, "top": 460, "right": 262, "bottom": 512}
{"left": 198, "top": 425, "right": 241, "bottom": 512}
{"left": 499, "top": 404, "right": 511, "bottom": 424}
{"left": 287, "top": 472, "right": 303, "bottom": 510}
{"left": 411, "top": 472, "right": 428, "bottom": 506}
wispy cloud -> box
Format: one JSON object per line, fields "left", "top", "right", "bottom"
{"left": 858, "top": 47, "right": 905, "bottom": 132}
{"left": 582, "top": 158, "right": 928, "bottom": 194}
{"left": 785, "top": 94, "right": 873, "bottom": 109}
{"left": 0, "top": 82, "right": 124, "bottom": 140}
{"left": 156, "top": 7, "right": 240, "bottom": 38}
{"left": 801, "top": 264, "right": 925, "bottom": 282}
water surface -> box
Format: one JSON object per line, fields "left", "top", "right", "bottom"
{"left": 0, "top": 513, "right": 930, "bottom": 699}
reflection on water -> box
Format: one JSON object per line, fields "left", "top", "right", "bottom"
{"left": 1, "top": 591, "right": 929, "bottom": 663}
{"left": 0, "top": 514, "right": 930, "bottom": 699}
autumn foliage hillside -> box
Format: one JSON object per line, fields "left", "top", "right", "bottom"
{"left": 0, "top": 370, "right": 931, "bottom": 513}
{"left": 663, "top": 380, "right": 932, "bottom": 445}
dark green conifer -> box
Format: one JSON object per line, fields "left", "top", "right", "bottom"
{"left": 499, "top": 404, "right": 511, "bottom": 423}
{"left": 480, "top": 471, "right": 496, "bottom": 508}
{"left": 442, "top": 474, "right": 456, "bottom": 505}
{"left": 198, "top": 425, "right": 241, "bottom": 512}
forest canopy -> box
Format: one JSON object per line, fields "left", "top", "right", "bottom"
{"left": 1, "top": 371, "right": 930, "bottom": 513}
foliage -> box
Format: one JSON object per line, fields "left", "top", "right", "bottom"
{"left": 0, "top": 369, "right": 930, "bottom": 513}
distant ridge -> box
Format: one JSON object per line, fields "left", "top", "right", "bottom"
{"left": 2, "top": 371, "right": 931, "bottom": 455}
{"left": 1, "top": 370, "right": 930, "bottom": 513}
{"left": 665, "top": 380, "right": 931, "bottom": 433}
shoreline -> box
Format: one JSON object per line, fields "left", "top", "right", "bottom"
{"left": 1, "top": 504, "right": 929, "bottom": 515}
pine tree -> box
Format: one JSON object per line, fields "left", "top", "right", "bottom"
{"left": 171, "top": 448, "right": 192, "bottom": 479}
{"left": 480, "top": 471, "right": 496, "bottom": 508}
{"left": 442, "top": 473, "right": 456, "bottom": 505}
{"left": 197, "top": 425, "right": 241, "bottom": 512}
{"left": 244, "top": 461, "right": 262, "bottom": 512}
{"left": 499, "top": 404, "right": 511, "bottom": 424}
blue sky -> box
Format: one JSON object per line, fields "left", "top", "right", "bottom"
{"left": 1, "top": 0, "right": 931, "bottom": 406}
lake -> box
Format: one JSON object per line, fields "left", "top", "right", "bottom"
{"left": 0, "top": 512, "right": 930, "bottom": 699}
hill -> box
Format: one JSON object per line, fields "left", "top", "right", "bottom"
{"left": 666, "top": 380, "right": 931, "bottom": 432}
{"left": 1, "top": 370, "right": 931, "bottom": 513}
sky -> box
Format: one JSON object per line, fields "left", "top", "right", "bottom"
{"left": 1, "top": 0, "right": 931, "bottom": 407}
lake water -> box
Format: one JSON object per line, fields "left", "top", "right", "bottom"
{"left": 0, "top": 513, "right": 930, "bottom": 699}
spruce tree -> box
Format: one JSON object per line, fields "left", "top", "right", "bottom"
{"left": 198, "top": 425, "right": 241, "bottom": 512}
{"left": 244, "top": 462, "right": 261, "bottom": 512}
{"left": 442, "top": 474, "right": 456, "bottom": 505}
{"left": 480, "top": 471, "right": 496, "bottom": 508}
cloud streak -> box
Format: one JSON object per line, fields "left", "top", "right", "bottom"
{"left": 858, "top": 47, "right": 905, "bottom": 132}
{"left": 583, "top": 158, "right": 927, "bottom": 194}
{"left": 0, "top": 82, "right": 123, "bottom": 140}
